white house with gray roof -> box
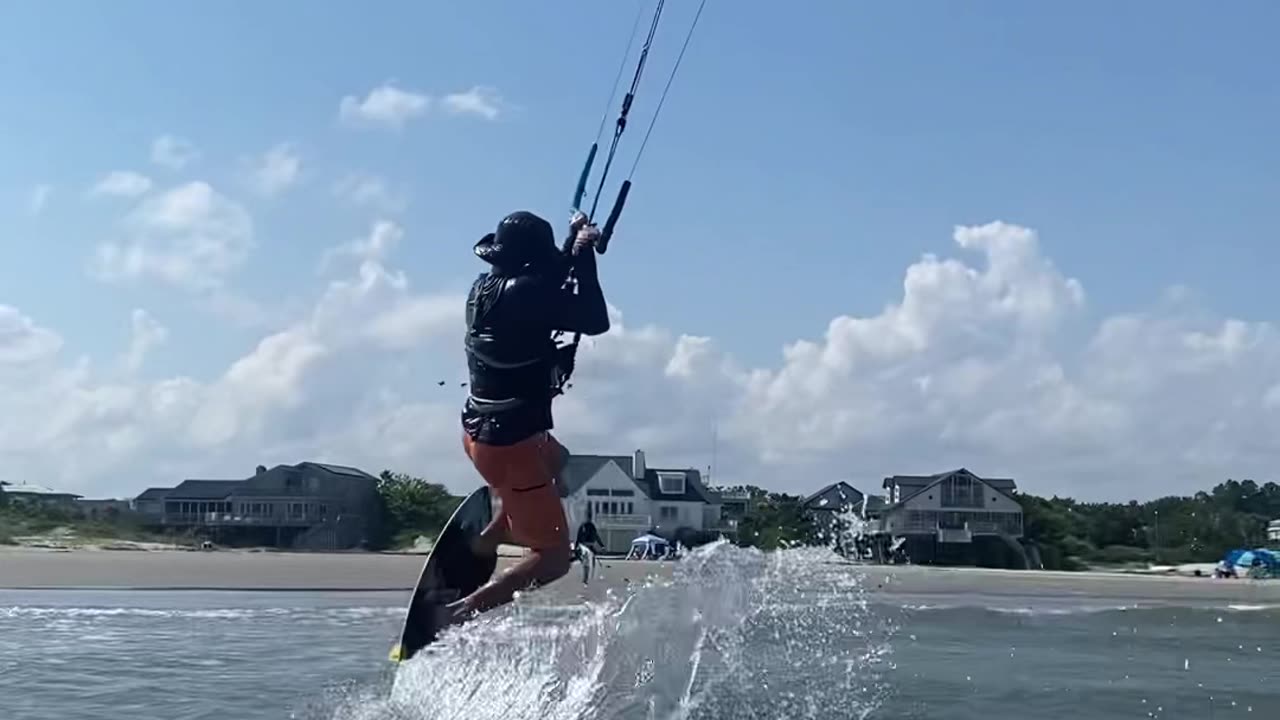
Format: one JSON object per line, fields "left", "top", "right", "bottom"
{"left": 557, "top": 450, "right": 732, "bottom": 553}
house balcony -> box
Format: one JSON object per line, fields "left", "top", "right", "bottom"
{"left": 160, "top": 512, "right": 325, "bottom": 527}
{"left": 886, "top": 520, "right": 1020, "bottom": 541}
{"left": 889, "top": 520, "right": 938, "bottom": 535}
{"left": 962, "top": 520, "right": 1013, "bottom": 532}
{"left": 936, "top": 527, "right": 973, "bottom": 544}
{"left": 596, "top": 513, "right": 652, "bottom": 530}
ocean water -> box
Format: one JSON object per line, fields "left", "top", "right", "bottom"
{"left": 1, "top": 543, "right": 1278, "bottom": 720}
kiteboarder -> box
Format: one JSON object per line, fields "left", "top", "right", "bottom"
{"left": 447, "top": 209, "right": 609, "bottom": 622}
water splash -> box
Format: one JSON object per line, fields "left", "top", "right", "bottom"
{"left": 322, "top": 541, "right": 894, "bottom": 720}
{"left": 812, "top": 495, "right": 877, "bottom": 561}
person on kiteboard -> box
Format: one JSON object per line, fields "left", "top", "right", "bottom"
{"left": 447, "top": 209, "right": 609, "bottom": 621}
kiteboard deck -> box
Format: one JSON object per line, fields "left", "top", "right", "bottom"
{"left": 389, "top": 484, "right": 497, "bottom": 663}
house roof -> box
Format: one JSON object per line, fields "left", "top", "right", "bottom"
{"left": 558, "top": 454, "right": 715, "bottom": 504}
{"left": 299, "top": 462, "right": 376, "bottom": 479}
{"left": 134, "top": 487, "right": 173, "bottom": 501}
{"left": 558, "top": 455, "right": 633, "bottom": 498}
{"left": 639, "top": 468, "right": 713, "bottom": 504}
{"left": 167, "top": 479, "right": 241, "bottom": 500}
{"left": 134, "top": 461, "right": 377, "bottom": 502}
{"left": 803, "top": 482, "right": 889, "bottom": 516}
{"left": 803, "top": 481, "right": 865, "bottom": 510}
{"left": 882, "top": 468, "right": 1018, "bottom": 505}
{"left": 0, "top": 481, "right": 82, "bottom": 498}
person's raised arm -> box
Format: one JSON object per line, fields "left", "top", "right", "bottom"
{"left": 549, "top": 219, "right": 610, "bottom": 336}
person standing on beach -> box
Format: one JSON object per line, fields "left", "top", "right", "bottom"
{"left": 447, "top": 209, "right": 610, "bottom": 621}
{"left": 574, "top": 513, "right": 605, "bottom": 583}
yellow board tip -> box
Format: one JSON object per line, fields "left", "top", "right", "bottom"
{"left": 388, "top": 643, "right": 404, "bottom": 663}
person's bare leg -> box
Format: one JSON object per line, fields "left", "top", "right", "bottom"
{"left": 457, "top": 544, "right": 573, "bottom": 615}
{"left": 471, "top": 509, "right": 510, "bottom": 556}
{"left": 434, "top": 511, "right": 513, "bottom": 630}
{"left": 447, "top": 433, "right": 572, "bottom": 620}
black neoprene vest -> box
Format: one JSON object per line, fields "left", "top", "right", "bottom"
{"left": 461, "top": 271, "right": 560, "bottom": 445}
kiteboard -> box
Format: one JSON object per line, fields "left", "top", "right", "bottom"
{"left": 389, "top": 484, "right": 497, "bottom": 663}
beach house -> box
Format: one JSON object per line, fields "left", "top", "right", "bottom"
{"left": 803, "top": 481, "right": 887, "bottom": 556}
{"left": 1268, "top": 519, "right": 1280, "bottom": 544}
{"left": 0, "top": 481, "right": 82, "bottom": 508}
{"left": 877, "top": 468, "right": 1026, "bottom": 565}
{"left": 131, "top": 462, "right": 382, "bottom": 550}
{"left": 557, "top": 450, "right": 735, "bottom": 553}
{"left": 803, "top": 481, "right": 889, "bottom": 521}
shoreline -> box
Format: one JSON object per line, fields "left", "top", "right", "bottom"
{"left": 2, "top": 547, "right": 1277, "bottom": 605}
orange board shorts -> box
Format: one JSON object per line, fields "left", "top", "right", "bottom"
{"left": 462, "top": 431, "right": 570, "bottom": 551}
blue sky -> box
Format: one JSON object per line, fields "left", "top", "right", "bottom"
{"left": 2, "top": 1, "right": 1279, "bottom": 498}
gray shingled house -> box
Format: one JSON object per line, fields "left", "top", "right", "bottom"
{"left": 877, "top": 468, "right": 1025, "bottom": 566}
{"left": 131, "top": 462, "right": 382, "bottom": 550}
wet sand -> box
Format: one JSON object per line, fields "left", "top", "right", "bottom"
{"left": 1, "top": 548, "right": 1277, "bottom": 606}
{"left": 0, "top": 547, "right": 669, "bottom": 598}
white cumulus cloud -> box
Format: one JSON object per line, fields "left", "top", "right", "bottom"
{"left": 333, "top": 173, "right": 408, "bottom": 213}
{"left": 90, "top": 171, "right": 153, "bottom": 198}
{"left": 6, "top": 216, "right": 1280, "bottom": 503}
{"left": 246, "top": 143, "right": 302, "bottom": 197}
{"left": 122, "top": 309, "right": 169, "bottom": 373}
{"left": 320, "top": 220, "right": 404, "bottom": 272}
{"left": 441, "top": 86, "right": 505, "bottom": 120}
{"left": 93, "top": 181, "right": 254, "bottom": 290}
{"left": 338, "top": 83, "right": 430, "bottom": 130}
{"left": 150, "top": 135, "right": 200, "bottom": 170}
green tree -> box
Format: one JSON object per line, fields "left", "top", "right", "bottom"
{"left": 373, "top": 471, "right": 462, "bottom": 550}
{"left": 732, "top": 486, "right": 819, "bottom": 551}
{"left": 1015, "top": 478, "right": 1278, "bottom": 570}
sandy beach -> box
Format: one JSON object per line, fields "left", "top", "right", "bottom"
{"left": 2, "top": 547, "right": 1278, "bottom": 606}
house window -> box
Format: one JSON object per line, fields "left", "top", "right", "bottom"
{"left": 940, "top": 474, "right": 984, "bottom": 509}
{"left": 586, "top": 489, "right": 610, "bottom": 496}
{"left": 659, "top": 506, "right": 679, "bottom": 521}
{"left": 610, "top": 489, "right": 634, "bottom": 497}
{"left": 657, "top": 472, "right": 686, "bottom": 495}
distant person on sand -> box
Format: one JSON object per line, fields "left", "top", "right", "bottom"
{"left": 575, "top": 515, "right": 604, "bottom": 555}
{"left": 575, "top": 515, "right": 605, "bottom": 583}
{"left": 448, "top": 210, "right": 610, "bottom": 622}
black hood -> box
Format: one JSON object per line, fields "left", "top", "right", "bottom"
{"left": 474, "top": 211, "right": 559, "bottom": 273}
